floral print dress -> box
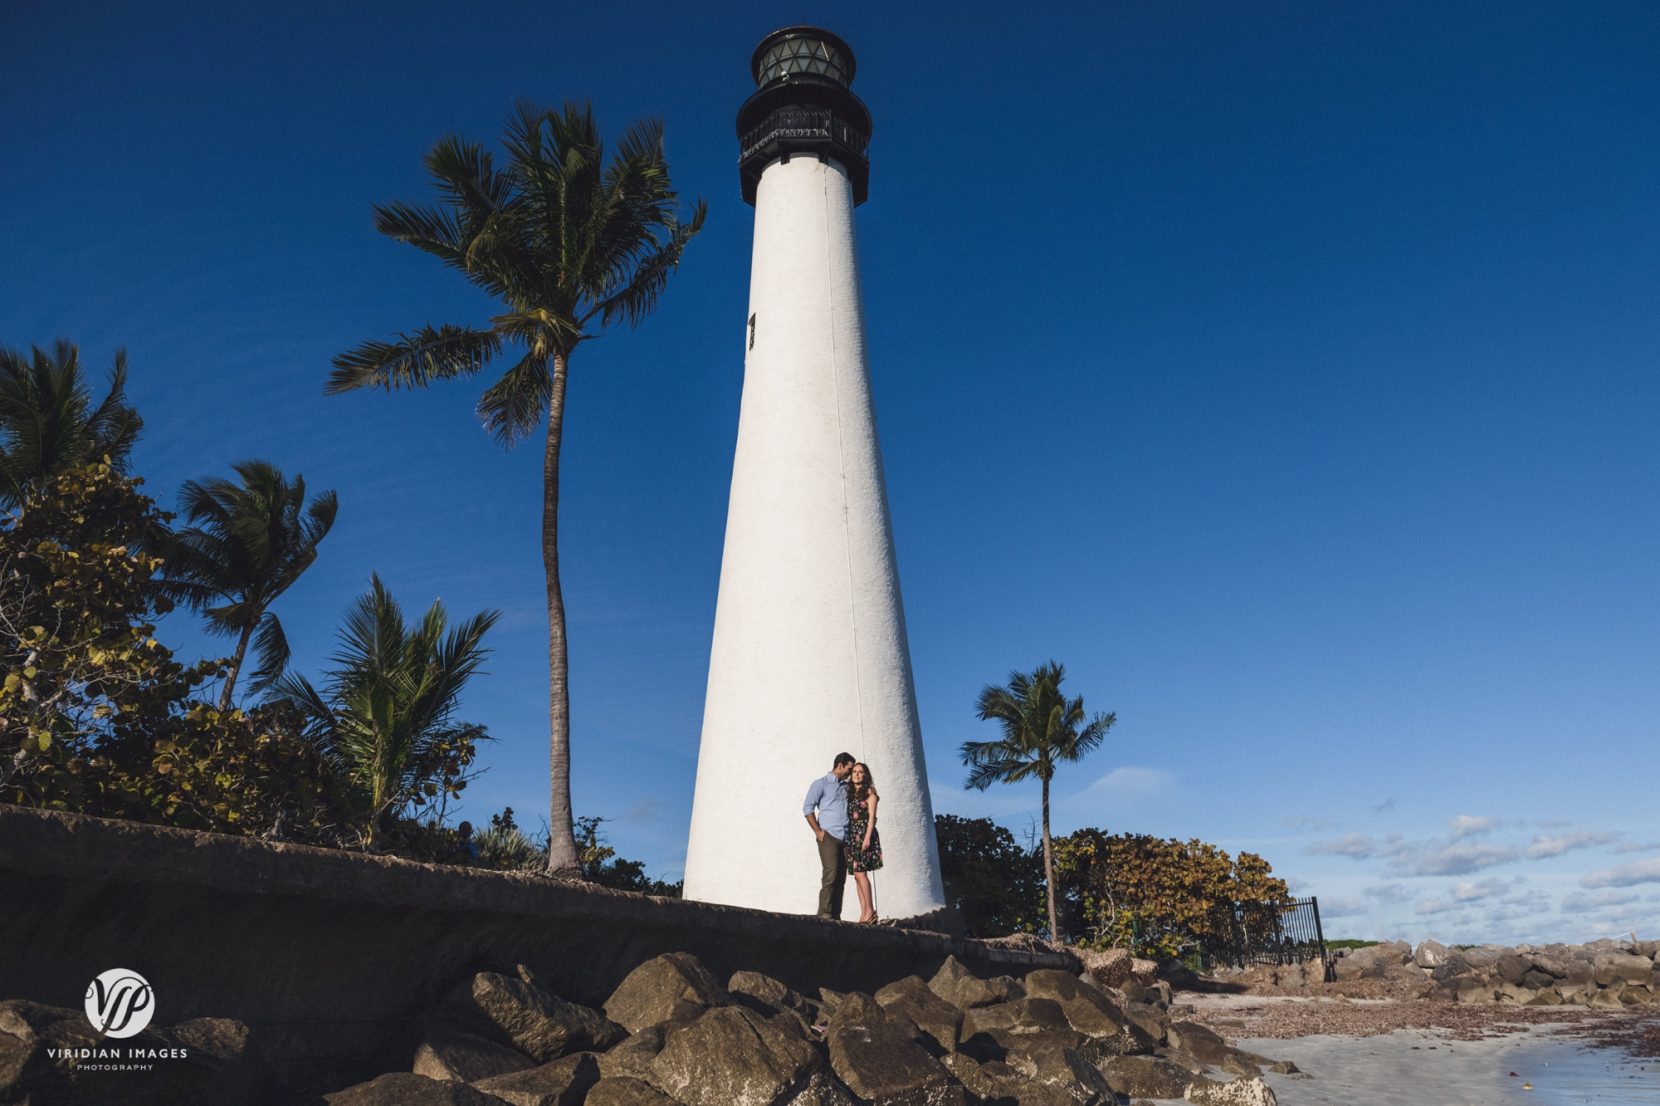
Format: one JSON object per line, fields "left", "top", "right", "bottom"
{"left": 845, "top": 794, "right": 884, "bottom": 873}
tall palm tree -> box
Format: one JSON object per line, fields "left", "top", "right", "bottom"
{"left": 327, "top": 100, "right": 705, "bottom": 877}
{"left": 0, "top": 342, "right": 142, "bottom": 508}
{"left": 170, "top": 461, "right": 338, "bottom": 710}
{"left": 962, "top": 661, "right": 1116, "bottom": 942}
{"left": 271, "top": 574, "right": 499, "bottom": 848}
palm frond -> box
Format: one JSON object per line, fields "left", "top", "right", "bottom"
{"left": 248, "top": 611, "right": 292, "bottom": 693}
{"left": 327, "top": 325, "right": 503, "bottom": 395}
{"left": 475, "top": 347, "right": 552, "bottom": 445}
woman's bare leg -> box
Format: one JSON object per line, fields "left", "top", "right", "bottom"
{"left": 853, "top": 871, "right": 873, "bottom": 922}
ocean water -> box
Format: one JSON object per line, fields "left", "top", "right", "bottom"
{"left": 1238, "top": 1026, "right": 1660, "bottom": 1106}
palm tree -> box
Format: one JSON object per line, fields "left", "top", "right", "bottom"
{"left": 169, "top": 461, "right": 338, "bottom": 710}
{"left": 327, "top": 100, "right": 705, "bottom": 877}
{"left": 271, "top": 574, "right": 500, "bottom": 848}
{"left": 961, "top": 661, "right": 1116, "bottom": 942}
{"left": 0, "top": 342, "right": 142, "bottom": 508}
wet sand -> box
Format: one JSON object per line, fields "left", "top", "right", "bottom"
{"left": 1238, "top": 1025, "right": 1658, "bottom": 1106}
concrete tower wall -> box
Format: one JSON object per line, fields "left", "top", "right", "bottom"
{"left": 684, "top": 154, "right": 945, "bottom": 919}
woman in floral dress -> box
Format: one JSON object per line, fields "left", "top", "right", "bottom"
{"left": 846, "top": 762, "right": 884, "bottom": 923}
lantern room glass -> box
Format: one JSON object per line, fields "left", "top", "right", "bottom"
{"left": 755, "top": 34, "right": 851, "bottom": 87}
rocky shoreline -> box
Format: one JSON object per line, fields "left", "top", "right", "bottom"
{"left": 7, "top": 938, "right": 1659, "bottom": 1104}
{"left": 4, "top": 948, "right": 1290, "bottom": 1105}
{"left": 1217, "top": 937, "right": 1660, "bottom": 1008}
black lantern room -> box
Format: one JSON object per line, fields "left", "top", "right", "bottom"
{"left": 737, "top": 27, "right": 873, "bottom": 206}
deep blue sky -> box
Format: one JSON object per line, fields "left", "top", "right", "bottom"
{"left": 5, "top": 1, "right": 1657, "bottom": 944}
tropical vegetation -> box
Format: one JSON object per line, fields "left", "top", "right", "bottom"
{"left": 0, "top": 339, "right": 677, "bottom": 888}
{"left": 327, "top": 100, "right": 705, "bottom": 877}
{"left": 961, "top": 661, "right": 1116, "bottom": 942}
{"left": 168, "top": 461, "right": 338, "bottom": 709}
{"left": 0, "top": 342, "right": 141, "bottom": 508}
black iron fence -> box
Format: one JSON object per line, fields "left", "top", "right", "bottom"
{"left": 1199, "top": 896, "right": 1331, "bottom": 978}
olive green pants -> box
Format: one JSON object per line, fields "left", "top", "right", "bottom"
{"left": 817, "top": 833, "right": 847, "bottom": 918}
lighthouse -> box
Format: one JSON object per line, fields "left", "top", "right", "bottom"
{"left": 683, "top": 28, "right": 947, "bottom": 922}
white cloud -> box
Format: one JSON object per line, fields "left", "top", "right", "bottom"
{"left": 1580, "top": 857, "right": 1660, "bottom": 889}
{"left": 1416, "top": 877, "right": 1514, "bottom": 915}
{"left": 1308, "top": 833, "right": 1378, "bottom": 859}
{"left": 1081, "top": 766, "right": 1173, "bottom": 800}
{"left": 1449, "top": 815, "right": 1498, "bottom": 840}
{"left": 1561, "top": 889, "right": 1639, "bottom": 914}
{"left": 1389, "top": 841, "right": 1519, "bottom": 877}
{"left": 1318, "top": 897, "right": 1367, "bottom": 917}
{"left": 1613, "top": 840, "right": 1660, "bottom": 854}
{"left": 1364, "top": 883, "right": 1409, "bottom": 903}
{"left": 1449, "top": 877, "right": 1511, "bottom": 902}
{"left": 1526, "top": 831, "right": 1616, "bottom": 858}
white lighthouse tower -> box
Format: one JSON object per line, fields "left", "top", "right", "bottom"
{"left": 683, "top": 28, "right": 947, "bottom": 922}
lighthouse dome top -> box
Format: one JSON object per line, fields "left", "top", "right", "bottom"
{"left": 751, "top": 27, "right": 857, "bottom": 88}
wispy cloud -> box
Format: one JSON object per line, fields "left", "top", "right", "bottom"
{"left": 1561, "top": 889, "right": 1639, "bottom": 914}
{"left": 1372, "top": 798, "right": 1396, "bottom": 815}
{"left": 1580, "top": 857, "right": 1660, "bottom": 889}
{"left": 1391, "top": 841, "right": 1520, "bottom": 877}
{"left": 1081, "top": 765, "right": 1174, "bottom": 800}
{"left": 1526, "top": 831, "right": 1616, "bottom": 858}
{"left": 1414, "top": 877, "right": 1513, "bottom": 915}
{"left": 1308, "top": 833, "right": 1380, "bottom": 859}
{"left": 1448, "top": 815, "right": 1498, "bottom": 840}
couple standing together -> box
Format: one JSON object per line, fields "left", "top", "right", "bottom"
{"left": 802, "top": 752, "right": 884, "bottom": 922}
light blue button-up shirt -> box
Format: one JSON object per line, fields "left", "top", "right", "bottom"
{"left": 803, "top": 772, "right": 849, "bottom": 842}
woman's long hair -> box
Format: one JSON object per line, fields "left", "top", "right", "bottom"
{"left": 850, "top": 762, "right": 878, "bottom": 805}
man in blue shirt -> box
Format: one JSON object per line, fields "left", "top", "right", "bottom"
{"left": 803, "top": 752, "right": 856, "bottom": 918}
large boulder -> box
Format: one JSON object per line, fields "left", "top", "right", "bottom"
{"left": 472, "top": 1053, "right": 601, "bottom": 1106}
{"left": 874, "top": 975, "right": 964, "bottom": 1053}
{"left": 1413, "top": 940, "right": 1452, "bottom": 969}
{"left": 325, "top": 1072, "right": 508, "bottom": 1105}
{"left": 730, "top": 972, "right": 813, "bottom": 1019}
{"left": 1165, "top": 1022, "right": 1269, "bottom": 1076}
{"left": 1594, "top": 954, "right": 1655, "bottom": 986}
{"left": 585, "top": 1077, "right": 680, "bottom": 1106}
{"left": 441, "top": 972, "right": 626, "bottom": 1062}
{"left": 825, "top": 993, "right": 965, "bottom": 1105}
{"left": 605, "top": 953, "right": 729, "bottom": 1033}
{"left": 1494, "top": 953, "right": 1534, "bottom": 986}
{"left": 1431, "top": 954, "right": 1473, "bottom": 982}
{"left": 961, "top": 997, "right": 1075, "bottom": 1042}
{"left": 1186, "top": 1075, "right": 1278, "bottom": 1105}
{"left": 414, "top": 1024, "right": 535, "bottom": 1083}
{"left": 1336, "top": 942, "right": 1411, "bottom": 979}
{"left": 1099, "top": 1054, "right": 1196, "bottom": 1099}
{"left": 1119, "top": 1001, "right": 1170, "bottom": 1047}
{"left": 927, "top": 957, "right": 1022, "bottom": 1009}
{"left": 1001, "top": 1042, "right": 1115, "bottom": 1105}
{"left": 596, "top": 1026, "right": 669, "bottom": 1081}
{"left": 1076, "top": 947, "right": 1134, "bottom": 987}
{"left": 646, "top": 1005, "right": 838, "bottom": 1106}
{"left": 938, "top": 1053, "right": 999, "bottom": 1101}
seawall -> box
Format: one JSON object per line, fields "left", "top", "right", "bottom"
{"left": 0, "top": 806, "right": 1074, "bottom": 1090}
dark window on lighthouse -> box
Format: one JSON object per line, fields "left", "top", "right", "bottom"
{"left": 748, "top": 313, "right": 757, "bottom": 350}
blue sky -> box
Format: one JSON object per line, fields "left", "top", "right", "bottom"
{"left": 5, "top": 1, "right": 1656, "bottom": 945}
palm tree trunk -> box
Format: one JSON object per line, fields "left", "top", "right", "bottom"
{"left": 218, "top": 621, "right": 256, "bottom": 712}
{"left": 1042, "top": 774, "right": 1058, "bottom": 942}
{"left": 543, "top": 351, "right": 580, "bottom": 878}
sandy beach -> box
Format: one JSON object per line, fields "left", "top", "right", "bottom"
{"left": 1183, "top": 994, "right": 1660, "bottom": 1105}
